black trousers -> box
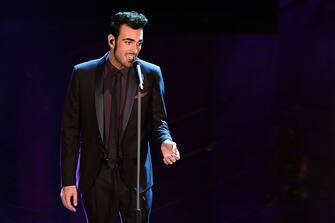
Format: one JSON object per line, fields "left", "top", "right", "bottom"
{"left": 81, "top": 162, "right": 152, "bottom": 223}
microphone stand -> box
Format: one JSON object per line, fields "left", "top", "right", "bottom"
{"left": 136, "top": 63, "right": 144, "bottom": 223}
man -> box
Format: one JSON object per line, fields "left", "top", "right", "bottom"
{"left": 60, "top": 11, "right": 180, "bottom": 223}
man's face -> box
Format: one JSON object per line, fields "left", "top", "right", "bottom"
{"left": 109, "top": 24, "right": 143, "bottom": 69}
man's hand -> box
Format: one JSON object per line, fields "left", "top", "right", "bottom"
{"left": 161, "top": 139, "right": 180, "bottom": 165}
{"left": 60, "top": 185, "right": 78, "bottom": 212}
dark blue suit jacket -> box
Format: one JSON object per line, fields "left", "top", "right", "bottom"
{"left": 60, "top": 52, "right": 172, "bottom": 193}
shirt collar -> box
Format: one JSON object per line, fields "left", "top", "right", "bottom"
{"left": 105, "top": 53, "right": 129, "bottom": 78}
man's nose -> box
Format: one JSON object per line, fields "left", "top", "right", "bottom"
{"left": 133, "top": 44, "right": 141, "bottom": 54}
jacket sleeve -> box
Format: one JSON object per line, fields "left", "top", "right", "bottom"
{"left": 151, "top": 66, "right": 172, "bottom": 146}
{"left": 60, "top": 66, "right": 81, "bottom": 187}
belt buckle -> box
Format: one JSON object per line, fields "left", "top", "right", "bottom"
{"left": 103, "top": 158, "right": 118, "bottom": 169}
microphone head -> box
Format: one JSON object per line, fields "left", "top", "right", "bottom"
{"left": 133, "top": 58, "right": 140, "bottom": 67}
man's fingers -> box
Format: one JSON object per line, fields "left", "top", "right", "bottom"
{"left": 65, "top": 194, "right": 76, "bottom": 212}
{"left": 60, "top": 193, "right": 66, "bottom": 207}
{"left": 176, "top": 150, "right": 181, "bottom": 160}
{"left": 162, "top": 141, "right": 180, "bottom": 165}
{"left": 171, "top": 144, "right": 180, "bottom": 160}
{"left": 172, "top": 152, "right": 180, "bottom": 160}
{"left": 163, "top": 157, "right": 173, "bottom": 165}
{"left": 60, "top": 186, "right": 78, "bottom": 212}
{"left": 172, "top": 143, "right": 177, "bottom": 151}
{"left": 163, "top": 158, "right": 169, "bottom": 165}
{"left": 166, "top": 158, "right": 173, "bottom": 165}
{"left": 168, "top": 156, "right": 177, "bottom": 163}
{"left": 73, "top": 192, "right": 78, "bottom": 206}
{"left": 163, "top": 155, "right": 177, "bottom": 165}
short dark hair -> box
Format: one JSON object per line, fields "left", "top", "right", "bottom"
{"left": 109, "top": 11, "right": 148, "bottom": 38}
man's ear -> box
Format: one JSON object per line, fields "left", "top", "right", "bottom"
{"left": 108, "top": 34, "right": 115, "bottom": 48}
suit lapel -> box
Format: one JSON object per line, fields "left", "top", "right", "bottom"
{"left": 95, "top": 54, "right": 107, "bottom": 143}
{"left": 121, "top": 66, "right": 137, "bottom": 138}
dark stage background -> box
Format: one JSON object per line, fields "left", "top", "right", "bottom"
{"left": 1, "top": 0, "right": 335, "bottom": 222}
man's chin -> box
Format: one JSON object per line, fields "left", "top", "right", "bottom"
{"left": 124, "top": 61, "right": 134, "bottom": 68}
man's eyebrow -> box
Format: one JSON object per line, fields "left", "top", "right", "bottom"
{"left": 122, "top": 38, "right": 143, "bottom": 42}
{"left": 122, "top": 38, "right": 135, "bottom": 41}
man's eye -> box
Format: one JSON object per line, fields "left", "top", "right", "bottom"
{"left": 125, "top": 41, "right": 131, "bottom": 45}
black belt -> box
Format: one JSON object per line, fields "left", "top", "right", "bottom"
{"left": 103, "top": 158, "right": 121, "bottom": 169}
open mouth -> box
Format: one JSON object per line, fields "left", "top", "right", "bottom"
{"left": 127, "top": 54, "right": 137, "bottom": 62}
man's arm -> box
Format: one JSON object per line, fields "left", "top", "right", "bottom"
{"left": 151, "top": 67, "right": 180, "bottom": 165}
{"left": 60, "top": 67, "right": 81, "bottom": 212}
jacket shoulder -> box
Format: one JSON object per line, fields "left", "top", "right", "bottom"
{"left": 73, "top": 58, "right": 100, "bottom": 72}
{"left": 139, "top": 59, "right": 161, "bottom": 74}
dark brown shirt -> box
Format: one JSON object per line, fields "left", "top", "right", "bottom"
{"left": 103, "top": 57, "right": 129, "bottom": 159}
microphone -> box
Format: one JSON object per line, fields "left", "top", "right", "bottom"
{"left": 133, "top": 59, "right": 144, "bottom": 91}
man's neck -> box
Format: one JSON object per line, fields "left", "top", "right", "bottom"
{"left": 108, "top": 51, "right": 124, "bottom": 70}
